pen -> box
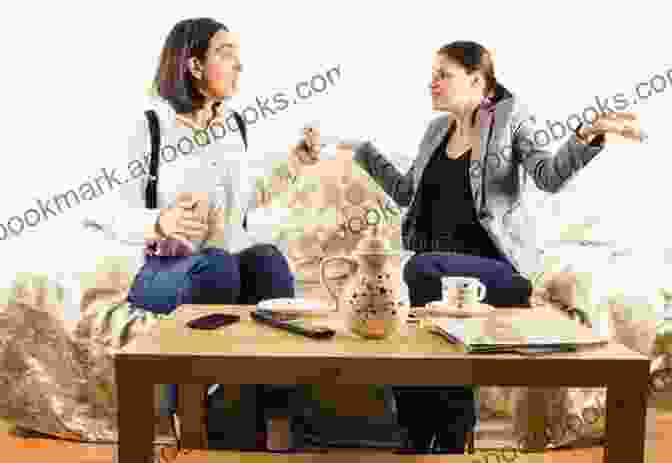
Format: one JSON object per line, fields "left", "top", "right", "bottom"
{"left": 250, "top": 310, "right": 336, "bottom": 339}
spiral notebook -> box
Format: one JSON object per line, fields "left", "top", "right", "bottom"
{"left": 429, "top": 313, "right": 608, "bottom": 354}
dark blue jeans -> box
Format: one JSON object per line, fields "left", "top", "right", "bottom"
{"left": 128, "top": 244, "right": 298, "bottom": 448}
{"left": 396, "top": 251, "right": 532, "bottom": 453}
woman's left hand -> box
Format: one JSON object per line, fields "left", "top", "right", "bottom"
{"left": 204, "top": 207, "right": 228, "bottom": 244}
{"left": 578, "top": 111, "right": 644, "bottom": 143}
{"left": 292, "top": 124, "right": 321, "bottom": 166}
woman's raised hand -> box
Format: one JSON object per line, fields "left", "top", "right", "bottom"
{"left": 292, "top": 123, "right": 322, "bottom": 166}
{"left": 293, "top": 124, "right": 369, "bottom": 167}
{"left": 579, "top": 111, "right": 646, "bottom": 143}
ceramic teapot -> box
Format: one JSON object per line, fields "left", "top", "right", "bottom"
{"left": 319, "top": 226, "right": 406, "bottom": 339}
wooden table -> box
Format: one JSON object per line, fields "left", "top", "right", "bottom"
{"left": 115, "top": 304, "right": 649, "bottom": 463}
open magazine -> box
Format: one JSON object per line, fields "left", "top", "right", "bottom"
{"left": 429, "top": 314, "right": 608, "bottom": 354}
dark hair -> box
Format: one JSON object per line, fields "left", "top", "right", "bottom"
{"left": 437, "top": 41, "right": 496, "bottom": 97}
{"left": 153, "top": 18, "right": 228, "bottom": 114}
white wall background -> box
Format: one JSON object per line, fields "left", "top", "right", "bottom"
{"left": 0, "top": 0, "right": 670, "bottom": 276}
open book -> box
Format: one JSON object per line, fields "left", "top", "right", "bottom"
{"left": 429, "top": 314, "right": 608, "bottom": 354}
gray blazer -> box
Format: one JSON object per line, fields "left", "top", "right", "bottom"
{"left": 353, "top": 83, "right": 605, "bottom": 278}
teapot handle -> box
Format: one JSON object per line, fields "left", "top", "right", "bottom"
{"left": 320, "top": 256, "right": 359, "bottom": 311}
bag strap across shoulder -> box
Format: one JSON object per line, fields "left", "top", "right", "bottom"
{"left": 143, "top": 109, "right": 248, "bottom": 212}
{"left": 232, "top": 111, "right": 248, "bottom": 150}
{"left": 231, "top": 112, "right": 249, "bottom": 230}
{"left": 144, "top": 109, "right": 161, "bottom": 210}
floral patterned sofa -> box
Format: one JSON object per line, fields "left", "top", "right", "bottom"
{"left": 0, "top": 147, "right": 670, "bottom": 453}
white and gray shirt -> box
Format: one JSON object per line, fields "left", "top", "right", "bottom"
{"left": 84, "top": 97, "right": 291, "bottom": 258}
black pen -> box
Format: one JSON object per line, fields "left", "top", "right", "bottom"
{"left": 250, "top": 310, "right": 336, "bottom": 340}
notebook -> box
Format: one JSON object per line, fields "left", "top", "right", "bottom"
{"left": 429, "top": 313, "right": 608, "bottom": 354}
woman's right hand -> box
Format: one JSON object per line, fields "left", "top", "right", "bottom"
{"left": 156, "top": 192, "right": 210, "bottom": 244}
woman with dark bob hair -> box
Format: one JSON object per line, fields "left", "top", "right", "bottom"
{"left": 85, "top": 18, "right": 323, "bottom": 451}
{"left": 333, "top": 41, "right": 643, "bottom": 454}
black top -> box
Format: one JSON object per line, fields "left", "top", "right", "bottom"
{"left": 415, "top": 131, "right": 503, "bottom": 260}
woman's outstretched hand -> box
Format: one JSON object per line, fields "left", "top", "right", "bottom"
{"left": 578, "top": 111, "right": 645, "bottom": 143}
{"left": 292, "top": 124, "right": 322, "bottom": 166}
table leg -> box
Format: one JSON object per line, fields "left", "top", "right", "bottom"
{"left": 605, "top": 380, "right": 648, "bottom": 463}
{"left": 178, "top": 384, "right": 209, "bottom": 449}
{"left": 117, "top": 360, "right": 155, "bottom": 463}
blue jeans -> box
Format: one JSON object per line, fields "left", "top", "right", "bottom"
{"left": 395, "top": 251, "right": 532, "bottom": 453}
{"left": 128, "top": 244, "right": 298, "bottom": 449}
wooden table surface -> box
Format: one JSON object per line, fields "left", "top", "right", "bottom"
{"left": 115, "top": 304, "right": 650, "bottom": 463}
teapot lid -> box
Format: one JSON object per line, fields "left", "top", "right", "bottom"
{"left": 353, "top": 225, "right": 398, "bottom": 255}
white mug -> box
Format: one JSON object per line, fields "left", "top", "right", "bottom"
{"left": 441, "top": 276, "right": 487, "bottom": 308}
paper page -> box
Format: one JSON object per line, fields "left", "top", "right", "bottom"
{"left": 431, "top": 318, "right": 497, "bottom": 346}
{"left": 431, "top": 313, "right": 606, "bottom": 347}
{"left": 502, "top": 316, "right": 595, "bottom": 345}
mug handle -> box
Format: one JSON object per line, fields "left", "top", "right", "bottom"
{"left": 476, "top": 281, "right": 487, "bottom": 301}
{"left": 319, "top": 256, "right": 358, "bottom": 311}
